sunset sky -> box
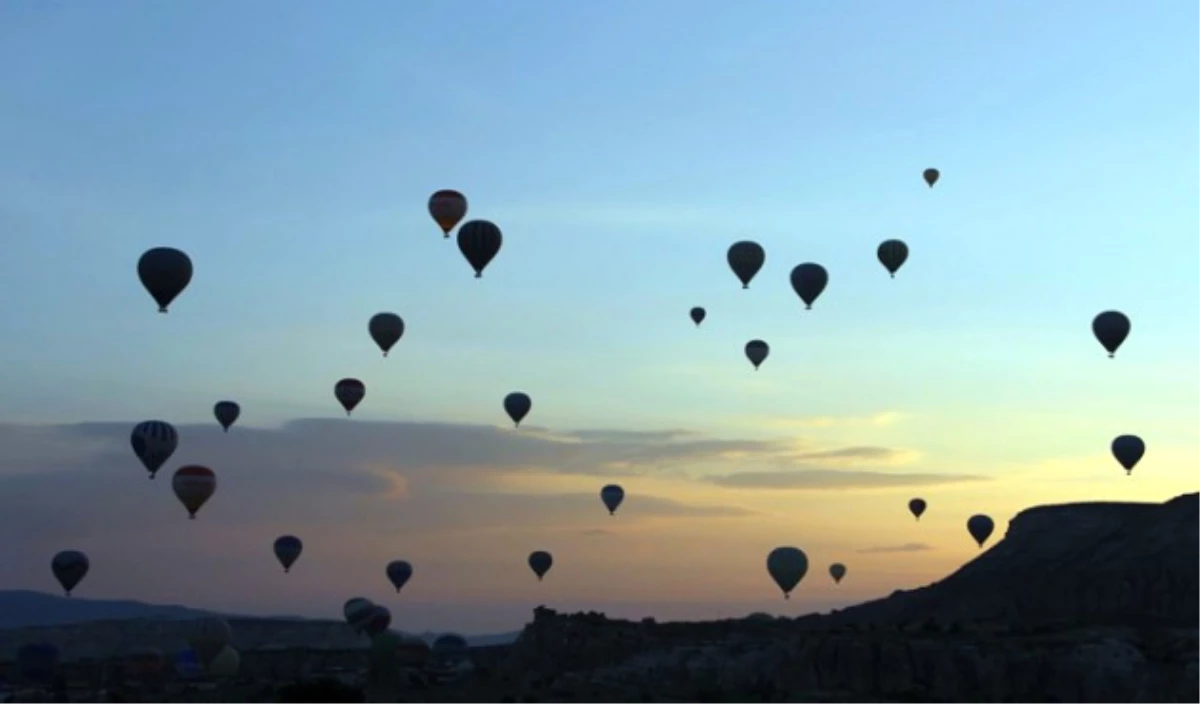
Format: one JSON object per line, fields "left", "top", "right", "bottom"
{"left": 0, "top": 1, "right": 1196, "bottom": 635}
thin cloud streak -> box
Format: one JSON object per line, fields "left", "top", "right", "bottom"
{"left": 856, "top": 542, "right": 934, "bottom": 554}
{"left": 705, "top": 470, "right": 989, "bottom": 490}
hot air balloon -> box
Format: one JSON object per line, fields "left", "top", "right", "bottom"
{"left": 431, "top": 634, "right": 470, "bottom": 661}
{"left": 206, "top": 645, "right": 240, "bottom": 678}
{"left": 908, "top": 498, "right": 927, "bottom": 521}
{"left": 457, "top": 220, "right": 502, "bottom": 278}
{"left": 273, "top": 535, "right": 303, "bottom": 573}
{"left": 343, "top": 598, "right": 376, "bottom": 633}
{"left": 334, "top": 378, "right": 366, "bottom": 416}
{"left": 967, "top": 514, "right": 994, "bottom": 548}
{"left": 187, "top": 618, "right": 232, "bottom": 668}
{"left": 922, "top": 168, "right": 940, "bottom": 188}
{"left": 51, "top": 550, "right": 89, "bottom": 596}
{"left": 16, "top": 643, "right": 59, "bottom": 685}
{"left": 504, "top": 392, "right": 532, "bottom": 427}
{"left": 727, "top": 241, "right": 765, "bottom": 289}
{"left": 213, "top": 401, "right": 240, "bottom": 432}
{"left": 877, "top": 240, "right": 909, "bottom": 278}
{"left": 369, "top": 313, "right": 405, "bottom": 357}
{"left": 130, "top": 420, "right": 177, "bottom": 480}
{"left": 363, "top": 605, "right": 392, "bottom": 638}
{"left": 745, "top": 339, "right": 769, "bottom": 370}
{"left": 386, "top": 560, "right": 413, "bottom": 593}
{"left": 137, "top": 247, "right": 193, "bottom": 313}
{"left": 790, "top": 263, "right": 828, "bottom": 310}
{"left": 429, "top": 190, "right": 468, "bottom": 238}
{"left": 829, "top": 563, "right": 847, "bottom": 585}
{"left": 1092, "top": 311, "right": 1131, "bottom": 358}
{"left": 175, "top": 648, "right": 204, "bottom": 679}
{"left": 600, "top": 484, "right": 625, "bottom": 515}
{"left": 689, "top": 307, "right": 706, "bottom": 327}
{"left": 173, "top": 465, "right": 216, "bottom": 519}
{"left": 767, "top": 546, "right": 808, "bottom": 599}
{"left": 528, "top": 551, "right": 553, "bottom": 581}
{"left": 1111, "top": 435, "right": 1145, "bottom": 475}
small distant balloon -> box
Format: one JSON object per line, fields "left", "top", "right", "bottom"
{"left": 829, "top": 563, "right": 847, "bottom": 585}
{"left": 908, "top": 498, "right": 927, "bottom": 521}
{"left": 922, "top": 168, "right": 940, "bottom": 188}
{"left": 745, "top": 339, "right": 769, "bottom": 370}
{"left": 877, "top": 240, "right": 909, "bottom": 278}
{"left": 334, "top": 378, "right": 366, "bottom": 416}
{"left": 727, "top": 241, "right": 765, "bottom": 289}
{"left": 363, "top": 605, "right": 392, "bottom": 638}
{"left": 966, "top": 514, "right": 995, "bottom": 548}
{"left": 343, "top": 598, "right": 376, "bottom": 632}
{"left": 504, "top": 392, "right": 532, "bottom": 427}
{"left": 689, "top": 307, "right": 706, "bottom": 327}
{"left": 188, "top": 618, "right": 232, "bottom": 669}
{"left": 213, "top": 401, "right": 240, "bottom": 432}
{"left": 386, "top": 560, "right": 413, "bottom": 593}
{"left": 790, "top": 263, "right": 828, "bottom": 310}
{"left": 368, "top": 313, "right": 406, "bottom": 357}
{"left": 173, "top": 465, "right": 216, "bottom": 520}
{"left": 457, "top": 220, "right": 503, "bottom": 278}
{"left": 528, "top": 550, "right": 553, "bottom": 581}
{"left": 767, "top": 546, "right": 808, "bottom": 599}
{"left": 1111, "top": 435, "right": 1145, "bottom": 475}
{"left": 51, "top": 550, "right": 89, "bottom": 596}
{"left": 273, "top": 536, "right": 303, "bottom": 573}
{"left": 137, "top": 247, "right": 193, "bottom": 313}
{"left": 1092, "top": 311, "right": 1131, "bottom": 358}
{"left": 130, "top": 420, "right": 177, "bottom": 480}
{"left": 429, "top": 190, "right": 468, "bottom": 238}
{"left": 600, "top": 484, "right": 625, "bottom": 515}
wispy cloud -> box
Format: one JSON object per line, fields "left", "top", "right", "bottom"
{"left": 705, "top": 470, "right": 988, "bottom": 490}
{"left": 856, "top": 542, "right": 934, "bottom": 554}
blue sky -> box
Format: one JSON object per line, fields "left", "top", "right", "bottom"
{"left": 0, "top": 1, "right": 1195, "bottom": 632}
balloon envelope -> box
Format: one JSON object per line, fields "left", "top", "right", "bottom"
{"left": 829, "top": 563, "right": 847, "bottom": 584}
{"left": 745, "top": 340, "right": 769, "bottom": 370}
{"left": 368, "top": 313, "right": 405, "bottom": 357}
{"left": 908, "top": 498, "right": 927, "bottom": 521}
{"left": 503, "top": 392, "right": 532, "bottom": 427}
{"left": 457, "top": 220, "right": 503, "bottom": 278}
{"left": 528, "top": 550, "right": 553, "bottom": 580}
{"left": 689, "top": 307, "right": 706, "bottom": 326}
{"left": 51, "top": 550, "right": 89, "bottom": 596}
{"left": 600, "top": 484, "right": 625, "bottom": 515}
{"left": 767, "top": 547, "right": 808, "bottom": 599}
{"left": 334, "top": 378, "right": 366, "bottom": 415}
{"left": 789, "top": 263, "right": 829, "bottom": 309}
{"left": 1092, "top": 311, "right": 1131, "bottom": 358}
{"left": 727, "top": 241, "right": 765, "bottom": 289}
{"left": 386, "top": 560, "right": 414, "bottom": 592}
{"left": 967, "top": 514, "right": 995, "bottom": 548}
{"left": 1111, "top": 435, "right": 1145, "bottom": 475}
{"left": 130, "top": 420, "right": 178, "bottom": 479}
{"left": 922, "top": 168, "right": 940, "bottom": 187}
{"left": 273, "top": 535, "right": 303, "bottom": 572}
{"left": 429, "top": 190, "right": 468, "bottom": 237}
{"left": 173, "top": 465, "right": 216, "bottom": 519}
{"left": 343, "top": 598, "right": 376, "bottom": 632}
{"left": 206, "top": 645, "right": 240, "bottom": 678}
{"left": 188, "top": 618, "right": 232, "bottom": 668}
{"left": 877, "top": 240, "right": 909, "bottom": 278}
{"left": 363, "top": 605, "right": 392, "bottom": 638}
{"left": 213, "top": 401, "right": 240, "bottom": 432}
{"left": 137, "top": 247, "right": 193, "bottom": 313}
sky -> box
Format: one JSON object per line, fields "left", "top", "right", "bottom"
{"left": 0, "top": 0, "right": 1196, "bottom": 635}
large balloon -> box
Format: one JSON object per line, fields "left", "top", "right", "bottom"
{"left": 829, "top": 563, "right": 847, "bottom": 585}
{"left": 51, "top": 550, "right": 89, "bottom": 596}
{"left": 369, "top": 313, "right": 405, "bottom": 357}
{"left": 137, "top": 247, "right": 193, "bottom": 314}
{"left": 343, "top": 598, "right": 376, "bottom": 632}
{"left": 877, "top": 240, "right": 909, "bottom": 278}
{"left": 363, "top": 605, "right": 392, "bottom": 638}
{"left": 600, "top": 484, "right": 625, "bottom": 515}
{"left": 429, "top": 190, "right": 468, "bottom": 238}
{"left": 457, "top": 220, "right": 502, "bottom": 278}
{"left": 528, "top": 550, "right": 553, "bottom": 581}
{"left": 213, "top": 401, "right": 240, "bottom": 432}
{"left": 504, "top": 392, "right": 532, "bottom": 427}
{"left": 766, "top": 546, "right": 808, "bottom": 599}
{"left": 745, "top": 339, "right": 769, "bottom": 370}
{"left": 206, "top": 645, "right": 240, "bottom": 678}
{"left": 386, "top": 560, "right": 413, "bottom": 593}
{"left": 967, "top": 514, "right": 995, "bottom": 548}
{"left": 334, "top": 378, "right": 366, "bottom": 416}
{"left": 273, "top": 536, "right": 303, "bottom": 573}
{"left": 790, "top": 263, "right": 828, "bottom": 310}
{"left": 188, "top": 618, "right": 232, "bottom": 668}
{"left": 908, "top": 498, "right": 927, "bottom": 521}
{"left": 727, "top": 241, "right": 765, "bottom": 289}
{"left": 1111, "top": 435, "right": 1145, "bottom": 475}
{"left": 173, "top": 465, "right": 216, "bottom": 519}
{"left": 689, "top": 307, "right": 706, "bottom": 327}
{"left": 17, "top": 643, "right": 59, "bottom": 685}
{"left": 130, "top": 420, "right": 177, "bottom": 480}
{"left": 922, "top": 168, "right": 940, "bottom": 188}
{"left": 1092, "top": 311, "right": 1131, "bottom": 358}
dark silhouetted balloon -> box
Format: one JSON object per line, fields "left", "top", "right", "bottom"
{"left": 386, "top": 560, "right": 413, "bottom": 593}
{"left": 1092, "top": 311, "right": 1131, "bottom": 358}
{"left": 908, "top": 498, "right": 927, "bottom": 521}
{"left": 528, "top": 550, "right": 553, "bottom": 581}
{"left": 727, "top": 241, "right": 765, "bottom": 289}
{"left": 213, "top": 401, "right": 240, "bottom": 432}
{"left": 766, "top": 546, "right": 808, "bottom": 599}
{"left": 504, "top": 392, "right": 532, "bottom": 427}
{"left": 745, "top": 339, "right": 769, "bottom": 370}
{"left": 369, "top": 313, "right": 405, "bottom": 357}
{"left": 600, "top": 484, "right": 625, "bottom": 515}
{"left": 829, "top": 563, "right": 847, "bottom": 585}
{"left": 877, "top": 240, "right": 909, "bottom": 278}
{"left": 923, "top": 168, "right": 940, "bottom": 188}
{"left": 429, "top": 190, "right": 468, "bottom": 238}
{"left": 273, "top": 536, "right": 303, "bottom": 573}
{"left": 334, "top": 378, "right": 366, "bottom": 416}
{"left": 131, "top": 420, "right": 177, "bottom": 479}
{"left": 363, "top": 605, "right": 391, "bottom": 638}
{"left": 790, "top": 263, "right": 828, "bottom": 310}
{"left": 138, "top": 247, "right": 193, "bottom": 313}
{"left": 1111, "top": 435, "right": 1145, "bottom": 475}
{"left": 51, "top": 550, "right": 89, "bottom": 596}
{"left": 689, "top": 307, "right": 706, "bottom": 327}
{"left": 457, "top": 220, "right": 502, "bottom": 278}
{"left": 967, "top": 514, "right": 994, "bottom": 548}
{"left": 173, "top": 465, "right": 217, "bottom": 519}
